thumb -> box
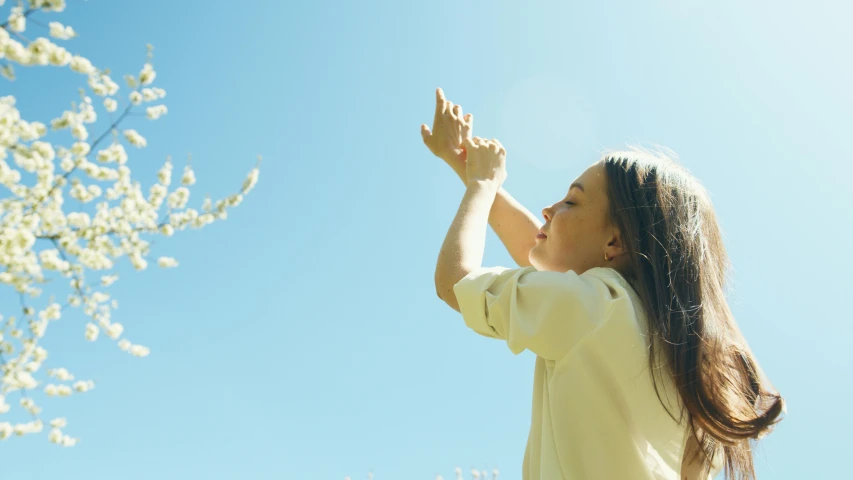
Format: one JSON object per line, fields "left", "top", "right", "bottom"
{"left": 420, "top": 124, "right": 431, "bottom": 142}
{"left": 461, "top": 114, "right": 474, "bottom": 148}
{"left": 464, "top": 113, "right": 474, "bottom": 137}
{"left": 462, "top": 134, "right": 475, "bottom": 150}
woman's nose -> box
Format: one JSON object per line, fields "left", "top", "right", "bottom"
{"left": 542, "top": 206, "right": 552, "bottom": 222}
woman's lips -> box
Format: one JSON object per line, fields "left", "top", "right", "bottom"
{"left": 536, "top": 232, "right": 547, "bottom": 239}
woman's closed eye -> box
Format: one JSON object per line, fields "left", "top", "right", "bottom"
{"left": 564, "top": 201, "right": 575, "bottom": 206}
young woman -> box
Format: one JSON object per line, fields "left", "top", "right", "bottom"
{"left": 423, "top": 88, "right": 785, "bottom": 480}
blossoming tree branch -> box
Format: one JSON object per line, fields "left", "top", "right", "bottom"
{"left": 0, "top": 0, "right": 260, "bottom": 445}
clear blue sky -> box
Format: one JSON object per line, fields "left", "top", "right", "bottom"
{"left": 2, "top": 0, "right": 850, "bottom": 478}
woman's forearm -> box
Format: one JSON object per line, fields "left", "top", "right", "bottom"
{"left": 451, "top": 167, "right": 541, "bottom": 268}
{"left": 490, "top": 186, "right": 542, "bottom": 268}
{"left": 434, "top": 181, "right": 499, "bottom": 308}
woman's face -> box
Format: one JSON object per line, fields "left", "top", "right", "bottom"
{"left": 529, "top": 161, "right": 623, "bottom": 274}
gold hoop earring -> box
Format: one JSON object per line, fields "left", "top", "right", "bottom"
{"left": 604, "top": 252, "right": 610, "bottom": 262}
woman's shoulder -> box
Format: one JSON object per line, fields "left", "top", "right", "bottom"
{"left": 580, "top": 267, "right": 639, "bottom": 299}
{"left": 581, "top": 267, "right": 650, "bottom": 337}
{"left": 463, "top": 266, "right": 639, "bottom": 307}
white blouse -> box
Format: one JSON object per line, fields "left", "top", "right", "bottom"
{"left": 453, "top": 266, "right": 723, "bottom": 480}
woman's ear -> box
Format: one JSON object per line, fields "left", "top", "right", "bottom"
{"left": 606, "top": 231, "right": 626, "bottom": 259}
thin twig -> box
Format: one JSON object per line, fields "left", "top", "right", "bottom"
{"left": 24, "top": 17, "right": 47, "bottom": 29}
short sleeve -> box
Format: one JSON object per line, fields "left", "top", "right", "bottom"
{"left": 452, "top": 266, "right": 614, "bottom": 360}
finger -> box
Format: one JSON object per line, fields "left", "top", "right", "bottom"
{"left": 421, "top": 124, "right": 431, "bottom": 142}
{"left": 463, "top": 134, "right": 476, "bottom": 149}
{"left": 493, "top": 138, "right": 505, "bottom": 154}
{"left": 453, "top": 104, "right": 462, "bottom": 120}
{"left": 461, "top": 116, "right": 473, "bottom": 142}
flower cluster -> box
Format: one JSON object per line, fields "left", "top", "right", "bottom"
{"left": 0, "top": 0, "right": 260, "bottom": 445}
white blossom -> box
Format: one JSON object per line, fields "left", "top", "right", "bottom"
{"left": 102, "top": 75, "right": 120, "bottom": 96}
{"left": 96, "top": 143, "right": 128, "bottom": 164}
{"left": 34, "top": 347, "right": 48, "bottom": 362}
{"left": 123, "top": 129, "right": 147, "bottom": 148}
{"left": 13, "top": 420, "right": 43, "bottom": 436}
{"left": 146, "top": 104, "right": 167, "bottom": 120}
{"left": 49, "top": 368, "right": 74, "bottom": 381}
{"left": 167, "top": 187, "right": 190, "bottom": 209}
{"left": 49, "top": 22, "right": 76, "bottom": 40}
{"left": 129, "top": 344, "right": 150, "bottom": 357}
{"left": 0, "top": 65, "right": 15, "bottom": 81}
{"left": 129, "top": 251, "right": 147, "bottom": 270}
{"left": 50, "top": 418, "right": 68, "bottom": 429}
{"left": 72, "top": 380, "right": 94, "bottom": 393}
{"left": 8, "top": 7, "right": 25, "bottom": 32}
{"left": 243, "top": 167, "right": 259, "bottom": 194}
{"left": 70, "top": 141, "right": 91, "bottom": 157}
{"left": 70, "top": 55, "right": 95, "bottom": 74}
{"left": 20, "top": 398, "right": 42, "bottom": 415}
{"left": 71, "top": 123, "right": 88, "bottom": 141}
{"left": 3, "top": 38, "right": 30, "bottom": 64}
{"left": 157, "top": 159, "right": 172, "bottom": 185}
{"left": 105, "top": 323, "right": 123, "bottom": 339}
{"left": 139, "top": 63, "right": 156, "bottom": 85}
{"left": 27, "top": 37, "right": 54, "bottom": 66}
{"left": 157, "top": 256, "right": 178, "bottom": 268}
{"left": 104, "top": 98, "right": 118, "bottom": 112}
{"left": 41, "top": 0, "right": 68, "bottom": 13}
{"left": 85, "top": 323, "right": 99, "bottom": 341}
{"left": 181, "top": 165, "right": 195, "bottom": 185}
{"left": 48, "top": 45, "right": 72, "bottom": 66}
{"left": 5, "top": 371, "right": 38, "bottom": 390}
{"left": 38, "top": 303, "right": 62, "bottom": 321}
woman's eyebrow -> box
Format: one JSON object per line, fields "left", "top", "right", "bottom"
{"left": 569, "top": 182, "right": 585, "bottom": 193}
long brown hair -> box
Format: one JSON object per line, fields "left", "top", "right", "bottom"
{"left": 601, "top": 146, "right": 785, "bottom": 480}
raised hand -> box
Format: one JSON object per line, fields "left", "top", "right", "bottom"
{"left": 462, "top": 118, "right": 506, "bottom": 189}
{"left": 421, "top": 88, "right": 473, "bottom": 179}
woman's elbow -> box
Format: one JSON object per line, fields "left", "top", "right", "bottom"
{"left": 435, "top": 281, "right": 461, "bottom": 312}
{"left": 433, "top": 267, "right": 454, "bottom": 301}
{"left": 440, "top": 292, "right": 461, "bottom": 313}
{"left": 434, "top": 279, "right": 451, "bottom": 302}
